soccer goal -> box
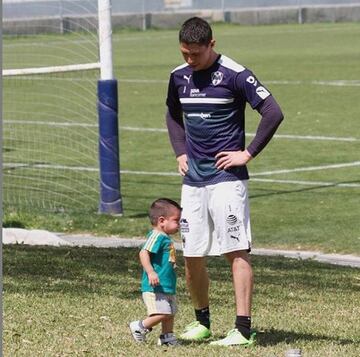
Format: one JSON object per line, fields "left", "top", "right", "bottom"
{"left": 3, "top": 0, "right": 123, "bottom": 215}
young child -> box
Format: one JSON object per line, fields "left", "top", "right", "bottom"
{"left": 129, "top": 198, "right": 181, "bottom": 346}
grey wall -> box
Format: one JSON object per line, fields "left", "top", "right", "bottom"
{"left": 3, "top": 4, "right": 360, "bottom": 35}
{"left": 4, "top": 0, "right": 360, "bottom": 19}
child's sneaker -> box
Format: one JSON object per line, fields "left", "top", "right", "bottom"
{"left": 157, "top": 332, "right": 179, "bottom": 346}
{"left": 129, "top": 320, "right": 151, "bottom": 342}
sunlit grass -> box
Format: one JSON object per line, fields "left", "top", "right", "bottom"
{"left": 3, "top": 23, "right": 360, "bottom": 255}
{"left": 3, "top": 245, "right": 360, "bottom": 356}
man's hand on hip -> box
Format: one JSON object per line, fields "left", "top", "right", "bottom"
{"left": 215, "top": 150, "right": 252, "bottom": 170}
{"left": 177, "top": 154, "right": 188, "bottom": 176}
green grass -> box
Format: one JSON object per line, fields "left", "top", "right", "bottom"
{"left": 3, "top": 245, "right": 360, "bottom": 356}
{"left": 3, "top": 22, "right": 360, "bottom": 255}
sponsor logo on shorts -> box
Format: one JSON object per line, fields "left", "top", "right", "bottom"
{"left": 181, "top": 234, "right": 186, "bottom": 248}
{"left": 230, "top": 235, "right": 240, "bottom": 242}
{"left": 226, "top": 214, "right": 238, "bottom": 225}
{"left": 180, "top": 218, "right": 189, "bottom": 233}
{"left": 227, "top": 225, "right": 241, "bottom": 233}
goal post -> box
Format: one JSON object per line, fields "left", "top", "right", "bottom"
{"left": 2, "top": 0, "right": 123, "bottom": 215}
{"left": 97, "top": 0, "right": 123, "bottom": 215}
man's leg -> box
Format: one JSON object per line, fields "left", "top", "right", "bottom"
{"left": 180, "top": 185, "right": 213, "bottom": 340}
{"left": 180, "top": 256, "right": 212, "bottom": 340}
{"left": 210, "top": 250, "right": 255, "bottom": 346}
{"left": 225, "top": 250, "right": 253, "bottom": 317}
{"left": 185, "top": 256, "right": 209, "bottom": 309}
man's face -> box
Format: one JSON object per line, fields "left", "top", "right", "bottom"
{"left": 180, "top": 40, "right": 215, "bottom": 71}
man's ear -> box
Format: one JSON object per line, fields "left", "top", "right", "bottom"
{"left": 210, "top": 39, "right": 216, "bottom": 48}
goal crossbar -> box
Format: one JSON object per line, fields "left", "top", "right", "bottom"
{"left": 3, "top": 62, "right": 101, "bottom": 77}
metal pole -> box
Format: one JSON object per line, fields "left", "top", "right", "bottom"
{"left": 59, "top": 0, "right": 64, "bottom": 34}
{"left": 98, "top": 0, "right": 114, "bottom": 80}
{"left": 97, "top": 0, "right": 123, "bottom": 215}
{"left": 298, "top": 0, "right": 303, "bottom": 24}
{"left": 142, "top": 0, "right": 146, "bottom": 31}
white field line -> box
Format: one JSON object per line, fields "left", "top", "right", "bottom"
{"left": 3, "top": 120, "right": 359, "bottom": 142}
{"left": 3, "top": 62, "right": 100, "bottom": 76}
{"left": 3, "top": 24, "right": 354, "bottom": 48}
{"left": 121, "top": 79, "right": 360, "bottom": 87}
{"left": 3, "top": 74, "right": 360, "bottom": 87}
{"left": 3, "top": 34, "right": 175, "bottom": 48}
{"left": 4, "top": 161, "right": 360, "bottom": 188}
{"left": 117, "top": 79, "right": 360, "bottom": 87}
{"left": 251, "top": 161, "right": 360, "bottom": 177}
{"left": 3, "top": 76, "right": 98, "bottom": 81}
{"left": 120, "top": 126, "right": 358, "bottom": 142}
{"left": 4, "top": 120, "right": 98, "bottom": 127}
{"left": 252, "top": 178, "right": 360, "bottom": 188}
{"left": 266, "top": 80, "right": 360, "bottom": 87}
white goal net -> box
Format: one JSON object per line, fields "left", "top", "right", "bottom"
{"left": 3, "top": 1, "right": 102, "bottom": 213}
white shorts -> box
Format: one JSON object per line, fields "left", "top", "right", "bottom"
{"left": 142, "top": 292, "right": 177, "bottom": 316}
{"left": 180, "top": 181, "right": 252, "bottom": 257}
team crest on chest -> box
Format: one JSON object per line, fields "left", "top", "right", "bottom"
{"left": 211, "top": 71, "right": 223, "bottom": 86}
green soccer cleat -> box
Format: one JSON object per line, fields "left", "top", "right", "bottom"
{"left": 210, "top": 329, "right": 256, "bottom": 347}
{"left": 180, "top": 321, "right": 211, "bottom": 341}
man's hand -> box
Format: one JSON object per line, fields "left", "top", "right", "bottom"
{"left": 215, "top": 150, "right": 252, "bottom": 170}
{"left": 176, "top": 154, "right": 188, "bottom": 176}
{"left": 148, "top": 271, "right": 160, "bottom": 287}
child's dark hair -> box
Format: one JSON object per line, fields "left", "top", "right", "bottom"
{"left": 149, "top": 198, "right": 181, "bottom": 226}
{"left": 179, "top": 17, "right": 212, "bottom": 45}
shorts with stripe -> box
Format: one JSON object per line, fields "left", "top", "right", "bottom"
{"left": 142, "top": 292, "right": 177, "bottom": 316}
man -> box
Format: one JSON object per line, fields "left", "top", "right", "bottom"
{"left": 166, "top": 17, "right": 284, "bottom": 347}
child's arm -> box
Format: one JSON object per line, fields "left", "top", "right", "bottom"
{"left": 139, "top": 249, "right": 159, "bottom": 287}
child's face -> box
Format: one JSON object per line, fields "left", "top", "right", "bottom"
{"left": 159, "top": 208, "right": 181, "bottom": 235}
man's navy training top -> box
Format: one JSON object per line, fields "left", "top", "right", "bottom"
{"left": 166, "top": 54, "right": 271, "bottom": 187}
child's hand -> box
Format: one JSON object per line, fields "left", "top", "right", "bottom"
{"left": 148, "top": 271, "right": 159, "bottom": 287}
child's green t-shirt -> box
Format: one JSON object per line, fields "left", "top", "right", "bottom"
{"left": 141, "top": 229, "right": 177, "bottom": 294}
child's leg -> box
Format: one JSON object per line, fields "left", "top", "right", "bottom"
{"left": 161, "top": 314, "right": 174, "bottom": 334}
{"left": 158, "top": 315, "right": 178, "bottom": 346}
{"left": 142, "top": 314, "right": 168, "bottom": 329}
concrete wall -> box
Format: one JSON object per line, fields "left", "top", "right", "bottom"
{"left": 3, "top": 4, "right": 360, "bottom": 35}
{"left": 228, "top": 7, "right": 300, "bottom": 25}
{"left": 3, "top": 17, "right": 63, "bottom": 35}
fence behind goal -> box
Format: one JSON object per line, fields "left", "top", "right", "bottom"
{"left": 3, "top": 1, "right": 101, "bottom": 213}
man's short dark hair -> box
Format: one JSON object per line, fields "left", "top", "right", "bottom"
{"left": 179, "top": 17, "right": 212, "bottom": 45}
{"left": 149, "top": 198, "right": 181, "bottom": 226}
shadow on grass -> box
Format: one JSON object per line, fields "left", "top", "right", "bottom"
{"left": 2, "top": 219, "right": 26, "bottom": 228}
{"left": 127, "top": 212, "right": 149, "bottom": 219}
{"left": 256, "top": 328, "right": 355, "bottom": 346}
{"left": 250, "top": 180, "right": 360, "bottom": 199}
{"left": 3, "top": 245, "right": 358, "bottom": 298}
{"left": 178, "top": 329, "right": 355, "bottom": 347}
{"left": 206, "top": 255, "right": 358, "bottom": 293}
{"left": 3, "top": 245, "right": 142, "bottom": 298}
